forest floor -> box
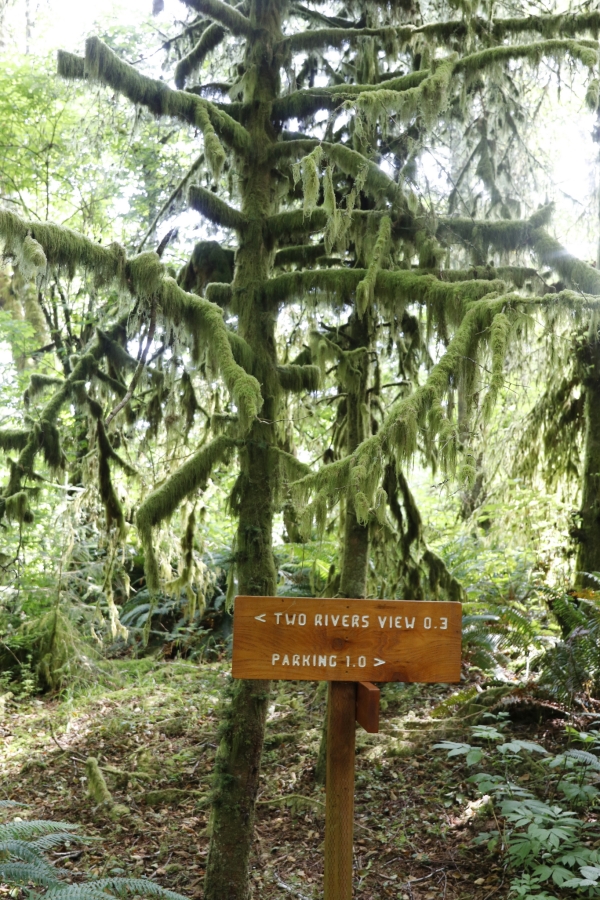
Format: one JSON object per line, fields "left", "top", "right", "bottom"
{"left": 0, "top": 658, "right": 575, "bottom": 900}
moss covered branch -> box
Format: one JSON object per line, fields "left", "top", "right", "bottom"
{"left": 277, "top": 364, "right": 320, "bottom": 392}
{"left": 181, "top": 0, "right": 253, "bottom": 36}
{"left": 265, "top": 209, "right": 328, "bottom": 240}
{"left": 188, "top": 185, "right": 248, "bottom": 230}
{"left": 175, "top": 23, "right": 226, "bottom": 89}
{"left": 57, "top": 38, "right": 250, "bottom": 157}
{"left": 136, "top": 435, "right": 234, "bottom": 590}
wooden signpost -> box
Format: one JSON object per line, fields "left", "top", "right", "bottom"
{"left": 232, "top": 596, "right": 462, "bottom": 900}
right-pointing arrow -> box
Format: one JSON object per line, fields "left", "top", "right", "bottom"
{"left": 374, "top": 658, "right": 385, "bottom": 667}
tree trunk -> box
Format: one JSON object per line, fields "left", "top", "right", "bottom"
{"left": 204, "top": 3, "right": 281, "bottom": 897}
{"left": 339, "top": 313, "right": 371, "bottom": 599}
{"left": 575, "top": 329, "right": 600, "bottom": 588}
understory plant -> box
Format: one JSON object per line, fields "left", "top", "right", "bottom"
{"left": 0, "top": 804, "right": 188, "bottom": 900}
{"left": 435, "top": 716, "right": 600, "bottom": 899}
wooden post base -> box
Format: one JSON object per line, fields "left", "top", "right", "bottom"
{"left": 324, "top": 681, "right": 356, "bottom": 900}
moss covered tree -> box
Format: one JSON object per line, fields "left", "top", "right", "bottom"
{"left": 1, "top": 1, "right": 600, "bottom": 898}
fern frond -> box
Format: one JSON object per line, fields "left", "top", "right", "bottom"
{"left": 0, "top": 821, "right": 79, "bottom": 840}
{"left": 0, "top": 860, "right": 62, "bottom": 886}
{"left": 47, "top": 879, "right": 188, "bottom": 900}
{"left": 565, "top": 750, "right": 600, "bottom": 770}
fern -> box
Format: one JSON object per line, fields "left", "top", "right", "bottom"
{"left": 0, "top": 815, "right": 188, "bottom": 900}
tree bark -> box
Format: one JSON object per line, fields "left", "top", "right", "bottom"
{"left": 204, "top": 2, "right": 282, "bottom": 897}
{"left": 575, "top": 328, "right": 600, "bottom": 588}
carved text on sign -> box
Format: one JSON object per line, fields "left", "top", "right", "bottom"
{"left": 232, "top": 597, "right": 461, "bottom": 683}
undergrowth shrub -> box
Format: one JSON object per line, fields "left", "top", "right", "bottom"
{"left": 538, "top": 589, "right": 600, "bottom": 702}
{"left": 435, "top": 715, "right": 600, "bottom": 899}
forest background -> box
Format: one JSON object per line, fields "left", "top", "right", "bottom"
{"left": 1, "top": 0, "right": 600, "bottom": 899}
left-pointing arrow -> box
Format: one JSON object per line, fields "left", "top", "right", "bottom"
{"left": 254, "top": 613, "right": 266, "bottom": 622}
{"left": 374, "top": 658, "right": 385, "bottom": 667}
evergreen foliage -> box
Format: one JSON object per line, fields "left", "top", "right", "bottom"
{"left": 1, "top": 0, "right": 600, "bottom": 897}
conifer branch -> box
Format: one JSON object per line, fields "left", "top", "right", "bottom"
{"left": 136, "top": 435, "right": 235, "bottom": 591}
{"left": 277, "top": 364, "right": 320, "bottom": 393}
{"left": 206, "top": 283, "right": 233, "bottom": 307}
{"left": 455, "top": 38, "right": 599, "bottom": 76}
{"left": 175, "top": 22, "right": 226, "bottom": 89}
{"left": 57, "top": 39, "right": 250, "bottom": 157}
{"left": 0, "top": 211, "right": 262, "bottom": 430}
{"left": 265, "top": 209, "right": 328, "bottom": 239}
{"left": 181, "top": 0, "right": 253, "bottom": 37}
{"left": 272, "top": 73, "right": 427, "bottom": 120}
{"left": 274, "top": 243, "right": 327, "bottom": 267}
{"left": 291, "top": 4, "right": 359, "bottom": 29}
{"left": 271, "top": 139, "right": 402, "bottom": 205}
{"left": 532, "top": 231, "right": 600, "bottom": 295}
{"left": 418, "top": 9, "right": 600, "bottom": 44}
{"left": 188, "top": 185, "right": 248, "bottom": 230}
{"left": 280, "top": 25, "right": 410, "bottom": 54}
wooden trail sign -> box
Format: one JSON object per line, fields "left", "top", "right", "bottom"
{"left": 231, "top": 596, "right": 462, "bottom": 900}
{"left": 232, "top": 596, "right": 461, "bottom": 683}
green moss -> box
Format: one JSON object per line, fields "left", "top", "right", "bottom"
{"left": 136, "top": 435, "right": 234, "bottom": 591}
{"left": 60, "top": 37, "right": 249, "bottom": 155}
{"left": 184, "top": 0, "right": 252, "bottom": 36}
{"left": 277, "top": 364, "right": 320, "bottom": 392}
{"left": 266, "top": 208, "right": 328, "bottom": 240}
{"left": 188, "top": 185, "right": 247, "bottom": 230}
{"left": 157, "top": 278, "right": 262, "bottom": 428}
{"left": 356, "top": 216, "right": 390, "bottom": 317}
{"left": 175, "top": 23, "right": 225, "bottom": 89}
{"left": 0, "top": 209, "right": 127, "bottom": 286}
{"left": 0, "top": 429, "right": 31, "bottom": 452}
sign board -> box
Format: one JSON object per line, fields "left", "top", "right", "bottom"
{"left": 232, "top": 596, "right": 461, "bottom": 683}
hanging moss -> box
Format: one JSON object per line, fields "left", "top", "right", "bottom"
{"left": 157, "top": 278, "right": 262, "bottom": 428}
{"left": 5, "top": 490, "right": 33, "bottom": 524}
{"left": 188, "top": 185, "right": 247, "bottom": 230}
{"left": 354, "top": 56, "right": 455, "bottom": 130}
{"left": 58, "top": 37, "right": 249, "bottom": 155}
{"left": 184, "top": 0, "right": 252, "bottom": 35}
{"left": 482, "top": 312, "right": 512, "bottom": 417}
{"left": 40, "top": 420, "right": 65, "bottom": 470}
{"left": 20, "top": 235, "right": 47, "bottom": 280}
{"left": 266, "top": 209, "right": 328, "bottom": 240}
{"left": 179, "top": 241, "right": 235, "bottom": 295}
{"left": 277, "top": 364, "right": 320, "bottom": 392}
{"left": 0, "top": 429, "right": 31, "bottom": 452}
{"left": 532, "top": 231, "right": 600, "bottom": 295}
{"left": 25, "top": 373, "right": 64, "bottom": 404}
{"left": 175, "top": 23, "right": 226, "bottom": 89}
{"left": 56, "top": 50, "right": 85, "bottom": 79}
{"left": 136, "top": 435, "right": 234, "bottom": 591}
{"left": 0, "top": 210, "right": 127, "bottom": 286}
{"left": 356, "top": 216, "right": 390, "bottom": 317}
